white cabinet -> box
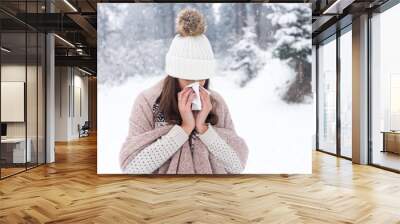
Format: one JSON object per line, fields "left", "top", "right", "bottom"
{"left": 1, "top": 138, "right": 32, "bottom": 163}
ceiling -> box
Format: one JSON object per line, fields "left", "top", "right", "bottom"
{"left": 0, "top": 0, "right": 99, "bottom": 74}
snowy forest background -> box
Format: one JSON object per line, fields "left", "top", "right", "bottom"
{"left": 97, "top": 3, "right": 314, "bottom": 174}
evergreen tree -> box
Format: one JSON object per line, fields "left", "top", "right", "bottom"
{"left": 269, "top": 5, "right": 312, "bottom": 103}
{"left": 229, "top": 15, "right": 265, "bottom": 87}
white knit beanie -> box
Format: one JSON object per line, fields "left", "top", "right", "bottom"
{"left": 165, "top": 8, "right": 216, "bottom": 80}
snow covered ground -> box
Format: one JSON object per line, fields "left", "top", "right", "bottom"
{"left": 98, "top": 56, "right": 314, "bottom": 174}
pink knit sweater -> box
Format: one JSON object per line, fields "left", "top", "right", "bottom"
{"left": 119, "top": 79, "right": 248, "bottom": 174}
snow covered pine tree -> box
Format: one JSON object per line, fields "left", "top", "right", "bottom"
{"left": 269, "top": 5, "right": 312, "bottom": 103}
{"left": 229, "top": 15, "right": 265, "bottom": 87}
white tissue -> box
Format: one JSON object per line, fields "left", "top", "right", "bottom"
{"left": 186, "top": 82, "right": 210, "bottom": 111}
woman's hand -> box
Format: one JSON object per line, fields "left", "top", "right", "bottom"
{"left": 195, "top": 87, "right": 212, "bottom": 134}
{"left": 178, "top": 87, "right": 196, "bottom": 135}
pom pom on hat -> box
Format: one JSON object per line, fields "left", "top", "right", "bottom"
{"left": 176, "top": 8, "right": 206, "bottom": 37}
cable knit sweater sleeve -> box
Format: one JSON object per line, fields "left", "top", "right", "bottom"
{"left": 201, "top": 91, "right": 249, "bottom": 173}
{"left": 197, "top": 124, "right": 243, "bottom": 173}
{"left": 124, "top": 125, "right": 188, "bottom": 174}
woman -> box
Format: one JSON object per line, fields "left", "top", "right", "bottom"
{"left": 119, "top": 8, "right": 248, "bottom": 174}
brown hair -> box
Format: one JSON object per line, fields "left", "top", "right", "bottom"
{"left": 158, "top": 76, "right": 218, "bottom": 125}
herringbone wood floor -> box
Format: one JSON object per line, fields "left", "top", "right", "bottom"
{"left": 1, "top": 134, "right": 400, "bottom": 224}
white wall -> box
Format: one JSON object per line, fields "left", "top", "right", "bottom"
{"left": 55, "top": 66, "right": 69, "bottom": 141}
{"left": 55, "top": 67, "right": 89, "bottom": 141}
{"left": 69, "top": 72, "right": 89, "bottom": 138}
{"left": 1, "top": 63, "right": 46, "bottom": 164}
{"left": 1, "top": 65, "right": 26, "bottom": 131}
{"left": 1, "top": 65, "right": 41, "bottom": 137}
